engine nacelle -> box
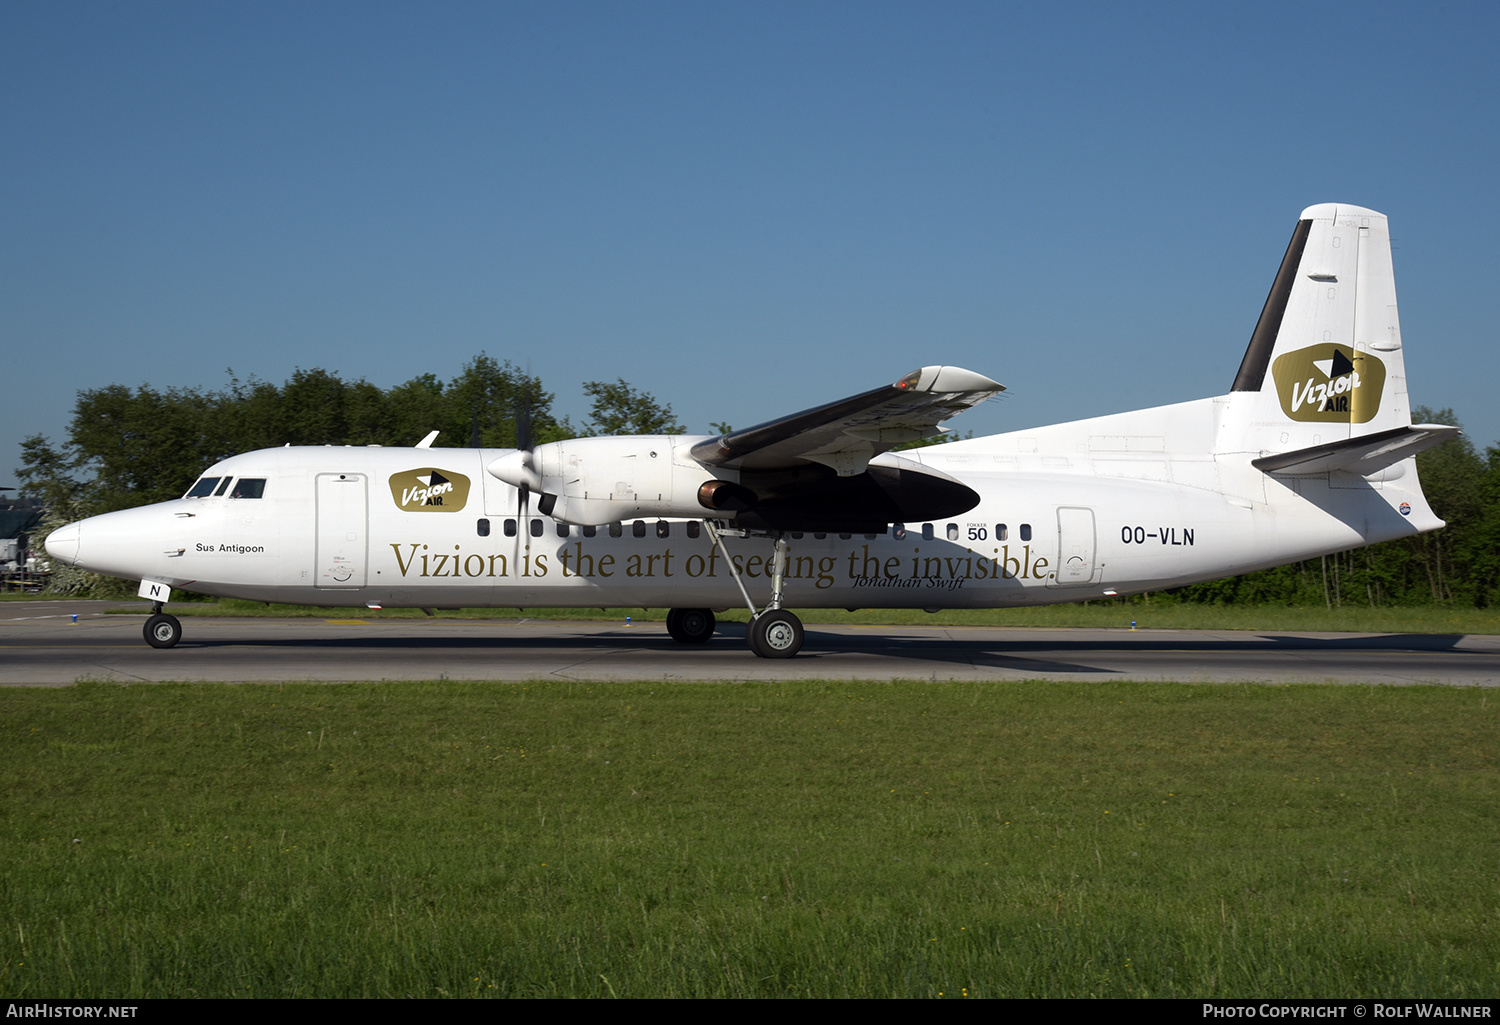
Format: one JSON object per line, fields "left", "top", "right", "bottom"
{"left": 488, "top": 437, "right": 981, "bottom": 531}
{"left": 488, "top": 435, "right": 729, "bottom": 525}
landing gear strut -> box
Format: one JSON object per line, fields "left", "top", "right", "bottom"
{"left": 704, "top": 521, "right": 804, "bottom": 659}
{"left": 144, "top": 602, "right": 182, "bottom": 649}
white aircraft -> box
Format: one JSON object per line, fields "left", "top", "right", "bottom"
{"left": 45, "top": 204, "right": 1457, "bottom": 657}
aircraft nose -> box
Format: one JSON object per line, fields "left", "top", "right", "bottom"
{"left": 45, "top": 522, "right": 81, "bottom": 566}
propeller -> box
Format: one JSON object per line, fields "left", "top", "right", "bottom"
{"left": 484, "top": 387, "right": 547, "bottom": 518}
{"left": 515, "top": 391, "right": 533, "bottom": 518}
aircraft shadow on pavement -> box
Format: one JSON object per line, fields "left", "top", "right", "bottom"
{"left": 137, "top": 625, "right": 1474, "bottom": 677}
{"left": 799, "top": 630, "right": 1472, "bottom": 674}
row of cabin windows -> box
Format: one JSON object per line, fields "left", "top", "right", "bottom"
{"left": 894, "top": 522, "right": 1031, "bottom": 543}
{"left": 179, "top": 478, "right": 1031, "bottom": 545}
{"left": 183, "top": 476, "right": 267, "bottom": 499}
{"left": 475, "top": 518, "right": 1031, "bottom": 542}
{"left": 478, "top": 519, "right": 707, "bottom": 539}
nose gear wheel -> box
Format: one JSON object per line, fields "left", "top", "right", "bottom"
{"left": 144, "top": 612, "right": 182, "bottom": 649}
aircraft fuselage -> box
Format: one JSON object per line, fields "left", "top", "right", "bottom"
{"left": 56, "top": 395, "right": 1435, "bottom": 613}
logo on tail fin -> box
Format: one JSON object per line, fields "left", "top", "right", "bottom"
{"left": 1271, "top": 344, "right": 1386, "bottom": 423}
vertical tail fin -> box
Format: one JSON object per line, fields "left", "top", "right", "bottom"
{"left": 1224, "top": 204, "right": 1413, "bottom": 455}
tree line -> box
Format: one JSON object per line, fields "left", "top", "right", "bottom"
{"left": 14, "top": 358, "right": 1500, "bottom": 607}
{"left": 18, "top": 356, "right": 682, "bottom": 518}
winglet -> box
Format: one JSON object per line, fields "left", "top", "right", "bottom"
{"left": 901, "top": 366, "right": 1003, "bottom": 394}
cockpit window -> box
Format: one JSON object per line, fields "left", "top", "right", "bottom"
{"left": 214, "top": 477, "right": 234, "bottom": 497}
{"left": 185, "top": 477, "right": 222, "bottom": 498}
{"left": 231, "top": 478, "right": 266, "bottom": 499}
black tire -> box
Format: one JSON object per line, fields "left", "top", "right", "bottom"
{"left": 748, "top": 609, "right": 803, "bottom": 659}
{"left": 144, "top": 613, "right": 182, "bottom": 649}
{"left": 667, "top": 607, "right": 715, "bottom": 644}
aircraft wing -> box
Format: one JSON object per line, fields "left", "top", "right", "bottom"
{"left": 689, "top": 365, "right": 1003, "bottom": 477}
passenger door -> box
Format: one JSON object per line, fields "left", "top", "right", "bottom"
{"left": 315, "top": 473, "right": 368, "bottom": 589}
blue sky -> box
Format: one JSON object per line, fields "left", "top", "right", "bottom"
{"left": 5, "top": 1, "right": 1497, "bottom": 485}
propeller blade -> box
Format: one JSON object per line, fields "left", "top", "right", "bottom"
{"left": 517, "top": 392, "right": 533, "bottom": 453}
{"left": 516, "top": 391, "right": 534, "bottom": 520}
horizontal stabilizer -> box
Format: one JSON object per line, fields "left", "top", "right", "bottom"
{"left": 1251, "top": 424, "right": 1460, "bottom": 476}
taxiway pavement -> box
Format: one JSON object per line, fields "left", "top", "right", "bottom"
{"left": 3, "top": 600, "right": 1498, "bottom": 686}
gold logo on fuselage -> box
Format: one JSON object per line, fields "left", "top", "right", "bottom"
{"left": 388, "top": 468, "right": 471, "bottom": 512}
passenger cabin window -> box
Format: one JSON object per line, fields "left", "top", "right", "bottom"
{"left": 1020, "top": 523, "right": 1032, "bottom": 542}
{"left": 996, "top": 524, "right": 1008, "bottom": 541}
{"left": 609, "top": 523, "right": 623, "bottom": 538}
{"left": 184, "top": 477, "right": 221, "bottom": 498}
{"left": 230, "top": 478, "right": 265, "bottom": 499}
{"left": 632, "top": 520, "right": 646, "bottom": 538}
{"left": 213, "top": 477, "right": 234, "bottom": 497}
{"left": 556, "top": 522, "right": 569, "bottom": 537}
{"left": 503, "top": 519, "right": 517, "bottom": 537}
{"left": 921, "top": 523, "right": 934, "bottom": 541}
{"left": 892, "top": 523, "right": 906, "bottom": 540}
{"left": 529, "top": 519, "right": 543, "bottom": 538}
{"left": 582, "top": 525, "right": 597, "bottom": 538}
{"left": 656, "top": 521, "right": 669, "bottom": 538}
{"left": 946, "top": 523, "right": 959, "bottom": 541}
{"left": 686, "top": 522, "right": 701, "bottom": 539}
{"left": 477, "top": 519, "right": 490, "bottom": 537}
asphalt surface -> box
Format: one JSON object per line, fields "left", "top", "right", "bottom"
{"left": 3, "top": 599, "right": 1498, "bottom": 686}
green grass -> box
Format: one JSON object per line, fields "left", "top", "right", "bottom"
{"left": 97, "top": 597, "right": 1500, "bottom": 635}
{"left": 2, "top": 680, "right": 1496, "bottom": 997}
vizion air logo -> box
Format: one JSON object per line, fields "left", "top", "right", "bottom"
{"left": 388, "top": 468, "right": 471, "bottom": 512}
{"left": 1271, "top": 344, "right": 1386, "bottom": 423}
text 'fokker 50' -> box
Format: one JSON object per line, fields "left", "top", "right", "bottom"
{"left": 46, "top": 204, "right": 1456, "bottom": 656}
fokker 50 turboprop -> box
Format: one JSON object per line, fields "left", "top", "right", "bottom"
{"left": 46, "top": 204, "right": 1457, "bottom": 657}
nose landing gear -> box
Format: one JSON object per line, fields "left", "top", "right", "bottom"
{"left": 144, "top": 603, "right": 182, "bottom": 649}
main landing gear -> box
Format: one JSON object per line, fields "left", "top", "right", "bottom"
{"left": 745, "top": 607, "right": 803, "bottom": 658}
{"left": 144, "top": 602, "right": 182, "bottom": 649}
{"left": 702, "top": 521, "right": 805, "bottom": 659}
{"left": 666, "top": 607, "right": 716, "bottom": 643}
